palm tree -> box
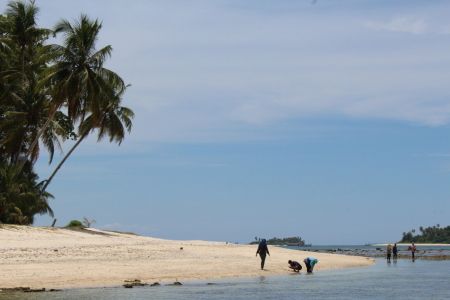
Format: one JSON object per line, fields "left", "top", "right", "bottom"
{"left": 82, "top": 217, "right": 96, "bottom": 228}
{"left": 5, "top": 0, "right": 51, "bottom": 80}
{"left": 17, "top": 14, "right": 125, "bottom": 175}
{"left": 0, "top": 159, "right": 53, "bottom": 224}
{"left": 2, "top": 0, "right": 55, "bottom": 172}
{"left": 41, "top": 85, "right": 133, "bottom": 193}
{"left": 0, "top": 71, "right": 65, "bottom": 165}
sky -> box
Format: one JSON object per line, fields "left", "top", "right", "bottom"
{"left": 5, "top": 0, "right": 450, "bottom": 244}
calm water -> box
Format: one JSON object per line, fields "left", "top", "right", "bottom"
{"left": 284, "top": 244, "right": 450, "bottom": 257}
{"left": 2, "top": 259, "right": 449, "bottom": 299}
{"left": 291, "top": 244, "right": 450, "bottom": 250}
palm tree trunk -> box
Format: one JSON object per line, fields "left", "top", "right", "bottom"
{"left": 41, "top": 133, "right": 87, "bottom": 193}
{"left": 15, "top": 108, "right": 58, "bottom": 175}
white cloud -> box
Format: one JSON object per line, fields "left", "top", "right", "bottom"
{"left": 364, "top": 16, "right": 427, "bottom": 34}
{"left": 32, "top": 0, "right": 450, "bottom": 146}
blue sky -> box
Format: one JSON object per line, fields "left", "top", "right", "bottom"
{"left": 11, "top": 0, "right": 450, "bottom": 244}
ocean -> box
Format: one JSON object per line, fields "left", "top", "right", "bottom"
{"left": 2, "top": 246, "right": 450, "bottom": 299}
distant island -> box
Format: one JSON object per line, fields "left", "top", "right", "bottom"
{"left": 400, "top": 224, "right": 450, "bottom": 244}
{"left": 249, "top": 236, "right": 309, "bottom": 246}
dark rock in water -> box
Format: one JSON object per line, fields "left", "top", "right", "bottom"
{"left": 124, "top": 279, "right": 141, "bottom": 283}
{"left": 123, "top": 284, "right": 133, "bottom": 288}
{"left": 206, "top": 283, "right": 216, "bottom": 285}
{"left": 123, "top": 279, "right": 147, "bottom": 286}
{"left": 24, "top": 288, "right": 45, "bottom": 292}
{"left": 49, "top": 289, "right": 62, "bottom": 292}
{"left": 0, "top": 287, "right": 30, "bottom": 292}
{"left": 150, "top": 282, "right": 161, "bottom": 286}
{"left": 166, "top": 282, "right": 182, "bottom": 286}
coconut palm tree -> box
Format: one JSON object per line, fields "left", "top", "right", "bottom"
{"left": 2, "top": 0, "right": 55, "bottom": 172}
{"left": 17, "top": 14, "right": 125, "bottom": 175}
{"left": 0, "top": 159, "right": 53, "bottom": 224}
{"left": 41, "top": 85, "right": 134, "bottom": 193}
{"left": 5, "top": 0, "right": 51, "bottom": 79}
{"left": 0, "top": 71, "right": 66, "bottom": 165}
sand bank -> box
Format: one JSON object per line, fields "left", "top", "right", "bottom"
{"left": 0, "top": 226, "right": 374, "bottom": 289}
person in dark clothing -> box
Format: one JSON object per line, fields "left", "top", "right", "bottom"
{"left": 288, "top": 260, "right": 302, "bottom": 272}
{"left": 256, "top": 239, "right": 270, "bottom": 270}
{"left": 386, "top": 244, "right": 392, "bottom": 262}
{"left": 410, "top": 243, "right": 416, "bottom": 260}
{"left": 393, "top": 243, "right": 398, "bottom": 260}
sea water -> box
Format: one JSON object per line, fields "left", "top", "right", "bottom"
{"left": 285, "top": 244, "right": 450, "bottom": 258}
{"left": 2, "top": 259, "right": 449, "bottom": 299}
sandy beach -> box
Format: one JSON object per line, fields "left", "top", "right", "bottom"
{"left": 0, "top": 225, "right": 374, "bottom": 290}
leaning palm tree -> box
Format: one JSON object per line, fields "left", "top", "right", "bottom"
{"left": 17, "top": 14, "right": 125, "bottom": 175}
{"left": 41, "top": 85, "right": 133, "bottom": 193}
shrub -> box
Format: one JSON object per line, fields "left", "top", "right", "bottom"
{"left": 65, "top": 220, "right": 84, "bottom": 228}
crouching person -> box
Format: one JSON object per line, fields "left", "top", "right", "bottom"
{"left": 288, "top": 260, "right": 302, "bottom": 272}
{"left": 304, "top": 257, "right": 318, "bottom": 273}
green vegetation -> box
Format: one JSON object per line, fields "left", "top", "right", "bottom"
{"left": 82, "top": 217, "right": 96, "bottom": 228}
{"left": 0, "top": 1, "right": 134, "bottom": 225}
{"left": 400, "top": 224, "right": 450, "bottom": 244}
{"left": 249, "top": 236, "right": 306, "bottom": 246}
{"left": 65, "top": 220, "right": 84, "bottom": 228}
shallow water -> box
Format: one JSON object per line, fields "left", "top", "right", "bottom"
{"left": 285, "top": 245, "right": 450, "bottom": 258}
{"left": 2, "top": 259, "right": 449, "bottom": 299}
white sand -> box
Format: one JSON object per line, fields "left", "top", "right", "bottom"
{"left": 0, "top": 225, "right": 374, "bottom": 289}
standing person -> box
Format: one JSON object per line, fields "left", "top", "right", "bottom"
{"left": 304, "top": 257, "right": 318, "bottom": 273}
{"left": 386, "top": 244, "right": 392, "bottom": 262}
{"left": 411, "top": 242, "right": 417, "bottom": 260}
{"left": 256, "top": 239, "right": 270, "bottom": 270}
{"left": 393, "top": 243, "right": 398, "bottom": 260}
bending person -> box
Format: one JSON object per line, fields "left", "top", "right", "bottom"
{"left": 304, "top": 257, "right": 318, "bottom": 273}
{"left": 288, "top": 260, "right": 302, "bottom": 272}
{"left": 256, "top": 239, "right": 270, "bottom": 270}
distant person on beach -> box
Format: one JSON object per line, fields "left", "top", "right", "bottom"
{"left": 256, "top": 239, "right": 270, "bottom": 270}
{"left": 386, "top": 244, "right": 392, "bottom": 262}
{"left": 393, "top": 243, "right": 398, "bottom": 260}
{"left": 304, "top": 257, "right": 318, "bottom": 273}
{"left": 288, "top": 260, "right": 302, "bottom": 272}
{"left": 410, "top": 243, "right": 417, "bottom": 260}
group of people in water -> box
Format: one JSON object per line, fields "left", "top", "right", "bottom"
{"left": 386, "top": 242, "right": 417, "bottom": 262}
{"left": 256, "top": 239, "right": 419, "bottom": 270}
{"left": 256, "top": 239, "right": 318, "bottom": 273}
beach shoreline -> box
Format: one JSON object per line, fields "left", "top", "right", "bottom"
{"left": 0, "top": 225, "right": 375, "bottom": 290}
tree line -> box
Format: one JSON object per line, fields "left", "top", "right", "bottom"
{"left": 400, "top": 224, "right": 450, "bottom": 243}
{"left": 250, "top": 236, "right": 306, "bottom": 246}
{"left": 0, "top": 1, "right": 134, "bottom": 225}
